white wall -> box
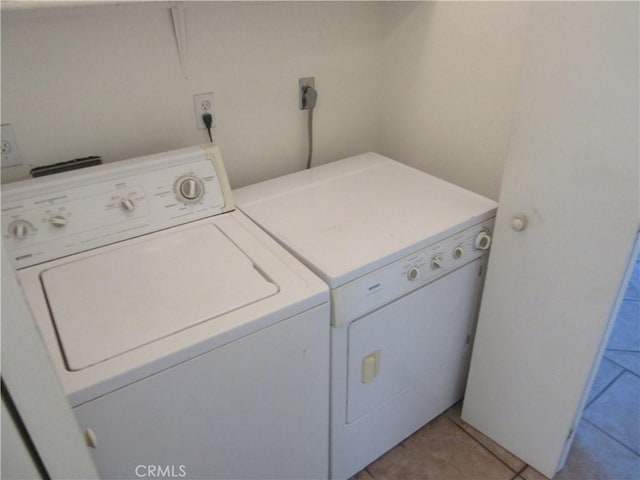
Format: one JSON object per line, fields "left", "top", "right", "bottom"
{"left": 1, "top": 2, "right": 534, "bottom": 198}
{"left": 378, "top": 2, "right": 531, "bottom": 200}
{"left": 1, "top": 1, "right": 386, "bottom": 187}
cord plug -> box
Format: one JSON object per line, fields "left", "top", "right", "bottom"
{"left": 202, "top": 112, "right": 213, "bottom": 142}
{"left": 301, "top": 85, "right": 318, "bottom": 110}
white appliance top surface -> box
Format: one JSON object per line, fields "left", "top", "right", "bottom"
{"left": 42, "top": 223, "right": 278, "bottom": 371}
{"left": 235, "top": 153, "right": 497, "bottom": 288}
{"left": 22, "top": 211, "right": 327, "bottom": 405}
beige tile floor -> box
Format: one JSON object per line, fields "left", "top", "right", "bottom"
{"left": 350, "top": 257, "right": 640, "bottom": 480}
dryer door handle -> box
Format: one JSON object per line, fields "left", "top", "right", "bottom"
{"left": 84, "top": 427, "right": 97, "bottom": 448}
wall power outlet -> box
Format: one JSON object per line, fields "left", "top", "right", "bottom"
{"left": 1, "top": 124, "right": 23, "bottom": 168}
{"left": 299, "top": 77, "right": 316, "bottom": 110}
{"left": 193, "top": 92, "right": 216, "bottom": 130}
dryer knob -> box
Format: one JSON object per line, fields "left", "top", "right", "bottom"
{"left": 407, "top": 266, "right": 420, "bottom": 281}
{"left": 474, "top": 231, "right": 492, "bottom": 251}
{"left": 453, "top": 245, "right": 464, "bottom": 259}
{"left": 431, "top": 255, "right": 443, "bottom": 270}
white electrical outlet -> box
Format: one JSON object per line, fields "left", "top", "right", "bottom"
{"left": 1, "top": 124, "right": 23, "bottom": 168}
{"left": 299, "top": 77, "right": 315, "bottom": 110}
{"left": 193, "top": 92, "right": 216, "bottom": 130}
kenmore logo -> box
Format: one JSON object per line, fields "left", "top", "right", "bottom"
{"left": 368, "top": 283, "right": 380, "bottom": 291}
{"left": 16, "top": 254, "right": 32, "bottom": 261}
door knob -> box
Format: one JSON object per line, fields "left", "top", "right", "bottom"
{"left": 511, "top": 215, "right": 528, "bottom": 232}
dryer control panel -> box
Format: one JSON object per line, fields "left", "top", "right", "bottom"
{"left": 2, "top": 145, "right": 234, "bottom": 269}
{"left": 331, "top": 218, "right": 495, "bottom": 327}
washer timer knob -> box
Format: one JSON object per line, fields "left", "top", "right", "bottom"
{"left": 474, "top": 230, "right": 492, "bottom": 251}
{"left": 175, "top": 176, "right": 205, "bottom": 203}
{"left": 431, "top": 255, "right": 443, "bottom": 270}
{"left": 453, "top": 245, "right": 464, "bottom": 259}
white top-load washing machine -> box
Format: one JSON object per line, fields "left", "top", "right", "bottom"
{"left": 234, "top": 152, "right": 498, "bottom": 479}
{"left": 2, "top": 146, "right": 330, "bottom": 480}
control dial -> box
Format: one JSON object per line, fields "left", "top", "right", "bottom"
{"left": 474, "top": 230, "right": 492, "bottom": 251}
{"left": 8, "top": 220, "right": 31, "bottom": 239}
{"left": 120, "top": 197, "right": 136, "bottom": 213}
{"left": 175, "top": 176, "right": 205, "bottom": 204}
{"left": 49, "top": 215, "right": 67, "bottom": 228}
{"left": 407, "top": 266, "right": 420, "bottom": 281}
{"left": 453, "top": 245, "right": 464, "bottom": 259}
{"left": 431, "top": 255, "right": 443, "bottom": 270}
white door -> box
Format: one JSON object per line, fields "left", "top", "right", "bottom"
{"left": 1, "top": 247, "right": 99, "bottom": 479}
{"left": 462, "top": 2, "right": 639, "bottom": 478}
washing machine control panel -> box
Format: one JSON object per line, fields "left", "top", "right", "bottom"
{"left": 2, "top": 146, "right": 233, "bottom": 269}
{"left": 331, "top": 218, "right": 495, "bottom": 327}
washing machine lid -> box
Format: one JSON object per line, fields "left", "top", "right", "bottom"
{"left": 235, "top": 153, "right": 497, "bottom": 288}
{"left": 41, "top": 224, "right": 279, "bottom": 371}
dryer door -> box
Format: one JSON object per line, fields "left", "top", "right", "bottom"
{"left": 346, "top": 259, "right": 482, "bottom": 424}
{"left": 41, "top": 224, "right": 278, "bottom": 371}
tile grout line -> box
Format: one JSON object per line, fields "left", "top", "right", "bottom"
{"left": 585, "top": 369, "right": 626, "bottom": 410}
{"left": 582, "top": 417, "right": 640, "bottom": 457}
{"left": 446, "top": 415, "right": 523, "bottom": 477}
{"left": 606, "top": 348, "right": 640, "bottom": 353}
{"left": 601, "top": 354, "right": 640, "bottom": 379}
{"left": 509, "top": 464, "right": 530, "bottom": 480}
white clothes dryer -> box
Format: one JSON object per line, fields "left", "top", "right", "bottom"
{"left": 234, "top": 153, "right": 498, "bottom": 479}
{"left": 2, "top": 146, "right": 330, "bottom": 480}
